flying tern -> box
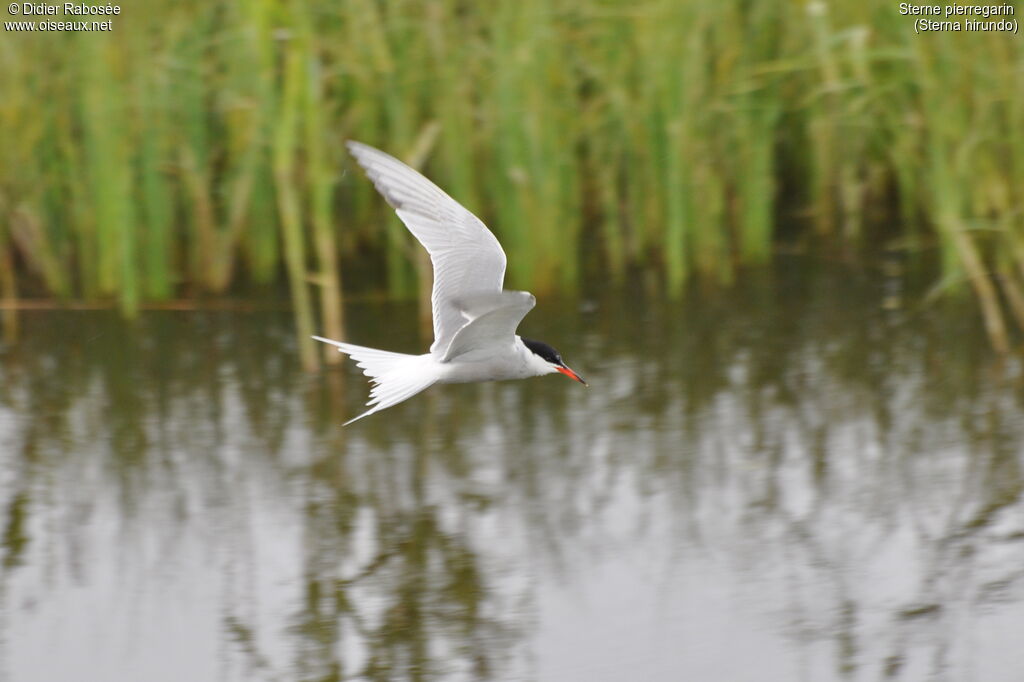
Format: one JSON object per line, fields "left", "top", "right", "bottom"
{"left": 314, "top": 141, "right": 586, "bottom": 425}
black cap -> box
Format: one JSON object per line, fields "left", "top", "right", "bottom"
{"left": 521, "top": 337, "right": 563, "bottom": 365}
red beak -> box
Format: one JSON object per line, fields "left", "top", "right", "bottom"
{"left": 557, "top": 365, "right": 587, "bottom": 386}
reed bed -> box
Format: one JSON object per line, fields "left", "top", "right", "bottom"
{"left": 1, "top": 0, "right": 1022, "bottom": 359}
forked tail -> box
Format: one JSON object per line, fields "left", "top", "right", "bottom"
{"left": 312, "top": 336, "right": 439, "bottom": 425}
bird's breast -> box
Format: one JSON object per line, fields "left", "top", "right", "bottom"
{"left": 437, "top": 350, "right": 535, "bottom": 384}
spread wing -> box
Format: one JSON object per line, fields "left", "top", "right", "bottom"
{"left": 346, "top": 141, "right": 507, "bottom": 356}
{"left": 443, "top": 291, "right": 536, "bottom": 362}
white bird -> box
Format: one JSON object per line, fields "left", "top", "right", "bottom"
{"left": 314, "top": 141, "right": 586, "bottom": 425}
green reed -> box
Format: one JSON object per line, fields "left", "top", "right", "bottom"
{"left": 1, "top": 0, "right": 1022, "bottom": 354}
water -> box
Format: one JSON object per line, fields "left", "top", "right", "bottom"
{"left": 1, "top": 263, "right": 1023, "bottom": 682}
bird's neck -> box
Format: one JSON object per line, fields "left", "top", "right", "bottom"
{"left": 514, "top": 336, "right": 556, "bottom": 377}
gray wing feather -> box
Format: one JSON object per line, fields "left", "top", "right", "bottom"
{"left": 443, "top": 291, "right": 536, "bottom": 361}
{"left": 346, "top": 141, "right": 507, "bottom": 356}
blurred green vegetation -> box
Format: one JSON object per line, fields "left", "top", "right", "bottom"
{"left": 1, "top": 0, "right": 1023, "bottom": 359}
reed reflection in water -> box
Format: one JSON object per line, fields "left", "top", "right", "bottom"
{"left": 0, "top": 263, "right": 1023, "bottom": 681}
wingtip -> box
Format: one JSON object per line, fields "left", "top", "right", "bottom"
{"left": 345, "top": 140, "right": 373, "bottom": 157}
{"left": 346, "top": 140, "right": 390, "bottom": 177}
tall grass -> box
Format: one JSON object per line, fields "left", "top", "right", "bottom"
{"left": 1, "top": 0, "right": 1022, "bottom": 354}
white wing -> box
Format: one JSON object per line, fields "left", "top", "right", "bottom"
{"left": 346, "top": 141, "right": 507, "bottom": 356}
{"left": 443, "top": 291, "right": 536, "bottom": 361}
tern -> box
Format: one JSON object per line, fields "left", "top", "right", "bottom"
{"left": 314, "top": 141, "right": 587, "bottom": 425}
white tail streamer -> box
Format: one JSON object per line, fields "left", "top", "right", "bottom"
{"left": 312, "top": 337, "right": 440, "bottom": 425}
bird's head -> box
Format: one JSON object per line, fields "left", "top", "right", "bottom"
{"left": 521, "top": 337, "right": 587, "bottom": 386}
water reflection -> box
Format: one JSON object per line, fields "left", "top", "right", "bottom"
{"left": 0, "top": 263, "right": 1022, "bottom": 681}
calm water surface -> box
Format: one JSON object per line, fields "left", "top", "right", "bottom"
{"left": 1, "top": 264, "right": 1023, "bottom": 681}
